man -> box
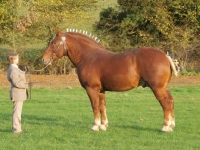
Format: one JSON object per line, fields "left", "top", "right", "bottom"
{"left": 7, "top": 52, "right": 32, "bottom": 134}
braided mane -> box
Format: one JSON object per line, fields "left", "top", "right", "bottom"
{"left": 66, "top": 28, "right": 101, "bottom": 43}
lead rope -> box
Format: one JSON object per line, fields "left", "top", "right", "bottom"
{"left": 25, "top": 65, "right": 32, "bottom": 100}
{"left": 34, "top": 63, "right": 51, "bottom": 72}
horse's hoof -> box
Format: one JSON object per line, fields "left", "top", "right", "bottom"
{"left": 170, "top": 121, "right": 175, "bottom": 129}
{"left": 170, "top": 124, "right": 175, "bottom": 129}
{"left": 99, "top": 124, "right": 107, "bottom": 131}
{"left": 91, "top": 125, "right": 99, "bottom": 131}
{"left": 161, "top": 125, "right": 173, "bottom": 132}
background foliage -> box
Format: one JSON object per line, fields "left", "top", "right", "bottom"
{"left": 0, "top": 0, "right": 98, "bottom": 74}
{"left": 95, "top": 0, "right": 200, "bottom": 72}
{"left": 0, "top": 0, "right": 200, "bottom": 74}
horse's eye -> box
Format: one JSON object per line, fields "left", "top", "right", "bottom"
{"left": 53, "top": 42, "right": 56, "bottom": 45}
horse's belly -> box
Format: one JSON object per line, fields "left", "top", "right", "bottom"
{"left": 102, "top": 76, "right": 139, "bottom": 91}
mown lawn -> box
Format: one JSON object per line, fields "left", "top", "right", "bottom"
{"left": 0, "top": 86, "right": 200, "bottom": 150}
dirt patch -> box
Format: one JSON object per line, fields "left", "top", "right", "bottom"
{"left": 0, "top": 74, "right": 80, "bottom": 89}
{"left": 1, "top": 74, "right": 200, "bottom": 89}
{"left": 169, "top": 75, "right": 200, "bottom": 86}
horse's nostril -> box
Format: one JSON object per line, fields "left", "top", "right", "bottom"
{"left": 41, "top": 57, "right": 51, "bottom": 65}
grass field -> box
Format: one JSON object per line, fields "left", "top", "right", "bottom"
{"left": 0, "top": 86, "right": 200, "bottom": 150}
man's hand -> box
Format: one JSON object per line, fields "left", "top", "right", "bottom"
{"left": 24, "top": 65, "right": 29, "bottom": 73}
{"left": 28, "top": 82, "right": 34, "bottom": 88}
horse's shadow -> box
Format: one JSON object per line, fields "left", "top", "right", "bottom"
{"left": 0, "top": 129, "right": 11, "bottom": 133}
{"left": 0, "top": 112, "right": 162, "bottom": 133}
{"left": 114, "top": 124, "right": 161, "bottom": 133}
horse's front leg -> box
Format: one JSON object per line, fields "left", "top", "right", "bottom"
{"left": 99, "top": 92, "right": 108, "bottom": 130}
{"left": 86, "top": 87, "right": 101, "bottom": 131}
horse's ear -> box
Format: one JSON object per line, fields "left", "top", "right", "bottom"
{"left": 56, "top": 29, "right": 63, "bottom": 36}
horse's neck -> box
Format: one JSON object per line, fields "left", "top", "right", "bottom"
{"left": 66, "top": 33, "right": 111, "bottom": 67}
{"left": 67, "top": 40, "right": 96, "bottom": 67}
{"left": 67, "top": 46, "right": 80, "bottom": 67}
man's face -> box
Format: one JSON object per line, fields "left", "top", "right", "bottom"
{"left": 13, "top": 56, "right": 19, "bottom": 65}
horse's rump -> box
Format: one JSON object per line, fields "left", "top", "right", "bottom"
{"left": 133, "top": 47, "right": 172, "bottom": 88}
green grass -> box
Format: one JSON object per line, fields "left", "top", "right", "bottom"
{"left": 0, "top": 86, "right": 200, "bottom": 150}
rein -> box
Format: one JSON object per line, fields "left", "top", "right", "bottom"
{"left": 24, "top": 65, "right": 32, "bottom": 99}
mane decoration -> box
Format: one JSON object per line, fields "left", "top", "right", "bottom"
{"left": 66, "top": 28, "right": 101, "bottom": 43}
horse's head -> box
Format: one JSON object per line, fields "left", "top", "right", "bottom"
{"left": 42, "top": 29, "right": 67, "bottom": 65}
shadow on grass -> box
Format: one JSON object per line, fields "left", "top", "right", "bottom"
{"left": 115, "top": 124, "right": 162, "bottom": 133}
{"left": 24, "top": 114, "right": 80, "bottom": 128}
{"left": 0, "top": 129, "right": 11, "bottom": 133}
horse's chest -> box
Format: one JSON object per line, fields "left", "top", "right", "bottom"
{"left": 77, "top": 70, "right": 100, "bottom": 85}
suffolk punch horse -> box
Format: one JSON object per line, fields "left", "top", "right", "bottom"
{"left": 42, "top": 29, "right": 178, "bottom": 132}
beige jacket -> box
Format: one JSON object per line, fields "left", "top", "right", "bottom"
{"left": 7, "top": 64, "right": 28, "bottom": 101}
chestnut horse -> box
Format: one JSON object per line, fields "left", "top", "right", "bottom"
{"left": 42, "top": 29, "right": 178, "bottom": 132}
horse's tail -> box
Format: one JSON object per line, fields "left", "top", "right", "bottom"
{"left": 166, "top": 55, "right": 178, "bottom": 77}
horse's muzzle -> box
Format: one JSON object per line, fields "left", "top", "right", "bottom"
{"left": 42, "top": 57, "right": 51, "bottom": 65}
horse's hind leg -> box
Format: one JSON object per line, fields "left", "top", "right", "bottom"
{"left": 99, "top": 93, "right": 108, "bottom": 130}
{"left": 152, "top": 88, "right": 175, "bottom": 132}
{"left": 86, "top": 87, "right": 101, "bottom": 131}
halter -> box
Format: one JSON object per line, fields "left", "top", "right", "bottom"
{"left": 51, "top": 33, "right": 67, "bottom": 59}
{"left": 35, "top": 33, "right": 67, "bottom": 72}
{"left": 45, "top": 33, "right": 67, "bottom": 65}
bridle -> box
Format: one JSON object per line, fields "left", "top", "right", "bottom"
{"left": 48, "top": 33, "right": 67, "bottom": 64}
{"left": 48, "top": 34, "right": 67, "bottom": 63}
{"left": 35, "top": 33, "right": 67, "bottom": 72}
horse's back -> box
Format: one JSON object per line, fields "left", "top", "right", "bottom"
{"left": 78, "top": 47, "right": 171, "bottom": 92}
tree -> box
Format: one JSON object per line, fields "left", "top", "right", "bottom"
{"left": 0, "top": 0, "right": 97, "bottom": 74}
{"left": 94, "top": 0, "right": 200, "bottom": 71}
{"left": 23, "top": 0, "right": 98, "bottom": 43}
{"left": 0, "top": 0, "right": 29, "bottom": 51}
{"left": 27, "top": 0, "right": 98, "bottom": 74}
{"left": 0, "top": 0, "right": 98, "bottom": 45}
